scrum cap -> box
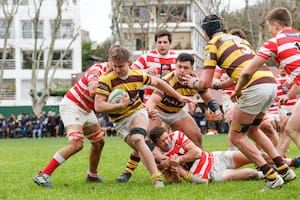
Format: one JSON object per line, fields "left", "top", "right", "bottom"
{"left": 201, "top": 14, "right": 224, "bottom": 39}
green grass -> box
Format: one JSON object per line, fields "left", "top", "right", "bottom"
{"left": 0, "top": 134, "right": 300, "bottom": 200}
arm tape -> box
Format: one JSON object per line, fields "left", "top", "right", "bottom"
{"left": 207, "top": 99, "right": 220, "bottom": 112}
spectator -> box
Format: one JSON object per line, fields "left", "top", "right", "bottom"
{"left": 32, "top": 120, "right": 43, "bottom": 139}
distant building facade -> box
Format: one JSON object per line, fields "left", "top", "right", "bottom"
{"left": 0, "top": 0, "right": 81, "bottom": 106}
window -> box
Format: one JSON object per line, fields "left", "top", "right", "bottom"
{"left": 121, "top": 6, "right": 148, "bottom": 22}
{"left": 0, "top": 48, "right": 15, "bottom": 69}
{"left": 51, "top": 50, "right": 72, "bottom": 69}
{"left": 22, "top": 50, "right": 44, "bottom": 69}
{"left": 157, "top": 5, "right": 188, "bottom": 22}
{"left": 51, "top": 20, "right": 74, "bottom": 39}
{"left": 14, "top": 0, "right": 29, "bottom": 5}
{"left": 22, "top": 20, "right": 43, "bottom": 39}
{"left": 0, "top": 19, "right": 14, "bottom": 38}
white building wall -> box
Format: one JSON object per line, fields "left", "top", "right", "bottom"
{"left": 0, "top": 0, "right": 82, "bottom": 106}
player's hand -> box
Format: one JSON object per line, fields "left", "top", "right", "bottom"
{"left": 182, "top": 74, "right": 198, "bottom": 89}
{"left": 214, "top": 110, "right": 223, "bottom": 121}
{"left": 145, "top": 68, "right": 157, "bottom": 75}
{"left": 224, "top": 108, "right": 233, "bottom": 123}
{"left": 169, "top": 155, "right": 180, "bottom": 172}
{"left": 231, "top": 90, "right": 241, "bottom": 103}
{"left": 147, "top": 108, "right": 158, "bottom": 119}
{"left": 119, "top": 93, "right": 131, "bottom": 107}
{"left": 277, "top": 95, "right": 289, "bottom": 105}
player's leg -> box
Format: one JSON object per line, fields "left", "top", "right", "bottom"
{"left": 223, "top": 168, "right": 262, "bottom": 181}
{"left": 259, "top": 118, "right": 279, "bottom": 147}
{"left": 125, "top": 110, "right": 164, "bottom": 187}
{"left": 170, "top": 112, "right": 203, "bottom": 149}
{"left": 84, "top": 122, "right": 105, "bottom": 183}
{"left": 285, "top": 101, "right": 300, "bottom": 149}
{"left": 33, "top": 124, "right": 84, "bottom": 188}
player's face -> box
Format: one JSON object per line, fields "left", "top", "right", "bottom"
{"left": 156, "top": 132, "right": 171, "bottom": 152}
{"left": 267, "top": 20, "right": 278, "bottom": 37}
{"left": 176, "top": 61, "right": 193, "bottom": 82}
{"left": 155, "top": 36, "right": 171, "bottom": 55}
{"left": 112, "top": 60, "right": 130, "bottom": 78}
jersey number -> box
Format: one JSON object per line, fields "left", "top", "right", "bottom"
{"left": 295, "top": 42, "right": 300, "bottom": 51}
{"left": 234, "top": 39, "right": 251, "bottom": 54}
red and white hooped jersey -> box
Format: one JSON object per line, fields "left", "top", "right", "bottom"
{"left": 214, "top": 67, "right": 235, "bottom": 96}
{"left": 257, "top": 28, "right": 300, "bottom": 86}
{"left": 275, "top": 75, "right": 297, "bottom": 107}
{"left": 131, "top": 49, "right": 177, "bottom": 102}
{"left": 65, "top": 62, "right": 109, "bottom": 112}
{"left": 158, "top": 131, "right": 214, "bottom": 179}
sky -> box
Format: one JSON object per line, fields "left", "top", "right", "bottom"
{"left": 80, "top": 0, "right": 112, "bottom": 43}
{"left": 79, "top": 0, "right": 258, "bottom": 43}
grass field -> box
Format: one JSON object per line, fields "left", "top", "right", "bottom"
{"left": 1, "top": 134, "right": 300, "bottom": 200}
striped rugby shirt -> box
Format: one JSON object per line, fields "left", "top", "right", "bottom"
{"left": 132, "top": 49, "right": 177, "bottom": 102}
{"left": 65, "top": 62, "right": 108, "bottom": 112}
{"left": 257, "top": 28, "right": 300, "bottom": 86}
{"left": 96, "top": 69, "right": 150, "bottom": 122}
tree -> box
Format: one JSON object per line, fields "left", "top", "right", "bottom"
{"left": 28, "top": 0, "right": 79, "bottom": 114}
{"left": 112, "top": 0, "right": 188, "bottom": 52}
{"left": 0, "top": 0, "right": 22, "bottom": 91}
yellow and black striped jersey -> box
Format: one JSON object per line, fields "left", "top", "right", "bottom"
{"left": 96, "top": 69, "right": 151, "bottom": 122}
{"left": 155, "top": 71, "right": 206, "bottom": 113}
{"left": 204, "top": 33, "right": 275, "bottom": 87}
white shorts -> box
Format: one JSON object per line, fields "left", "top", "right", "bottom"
{"left": 237, "top": 84, "right": 277, "bottom": 115}
{"left": 59, "top": 97, "right": 98, "bottom": 127}
{"left": 209, "top": 151, "right": 235, "bottom": 181}
{"left": 222, "top": 94, "right": 235, "bottom": 114}
{"left": 113, "top": 108, "right": 149, "bottom": 140}
{"left": 157, "top": 109, "right": 189, "bottom": 126}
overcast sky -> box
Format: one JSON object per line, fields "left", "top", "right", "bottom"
{"left": 79, "top": 0, "right": 258, "bottom": 43}
{"left": 80, "top": 0, "right": 112, "bottom": 43}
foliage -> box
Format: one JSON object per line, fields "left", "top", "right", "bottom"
{"left": 1, "top": 135, "right": 300, "bottom": 200}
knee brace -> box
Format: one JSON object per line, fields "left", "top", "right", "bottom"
{"left": 252, "top": 118, "right": 263, "bottom": 126}
{"left": 130, "top": 127, "right": 147, "bottom": 137}
{"left": 230, "top": 122, "right": 250, "bottom": 133}
{"left": 145, "top": 139, "right": 155, "bottom": 151}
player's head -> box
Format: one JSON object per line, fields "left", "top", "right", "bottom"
{"left": 155, "top": 29, "right": 172, "bottom": 55}
{"left": 201, "top": 14, "right": 224, "bottom": 39}
{"left": 109, "top": 45, "right": 131, "bottom": 78}
{"left": 149, "top": 126, "right": 171, "bottom": 152}
{"left": 175, "top": 53, "right": 194, "bottom": 82}
{"left": 266, "top": 7, "right": 292, "bottom": 37}
{"left": 229, "top": 28, "right": 246, "bottom": 40}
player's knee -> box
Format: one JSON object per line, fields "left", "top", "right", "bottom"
{"left": 230, "top": 122, "right": 250, "bottom": 133}
{"left": 70, "top": 139, "right": 84, "bottom": 152}
{"left": 130, "top": 127, "right": 147, "bottom": 145}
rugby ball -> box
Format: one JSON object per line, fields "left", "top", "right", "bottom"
{"left": 108, "top": 88, "right": 127, "bottom": 103}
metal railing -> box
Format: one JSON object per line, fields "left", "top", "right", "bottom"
{"left": 0, "top": 90, "right": 16, "bottom": 100}
{"left": 0, "top": 59, "right": 15, "bottom": 69}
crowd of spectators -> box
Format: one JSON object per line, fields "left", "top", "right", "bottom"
{"left": 0, "top": 111, "right": 64, "bottom": 139}
{"left": 0, "top": 103, "right": 228, "bottom": 139}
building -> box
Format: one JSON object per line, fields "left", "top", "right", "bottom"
{"left": 0, "top": 0, "right": 81, "bottom": 108}
{"left": 111, "top": 0, "right": 212, "bottom": 68}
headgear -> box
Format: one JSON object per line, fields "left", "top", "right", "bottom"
{"left": 201, "top": 14, "right": 224, "bottom": 39}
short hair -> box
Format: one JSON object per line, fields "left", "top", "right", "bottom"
{"left": 155, "top": 29, "right": 172, "bottom": 43}
{"left": 109, "top": 45, "right": 131, "bottom": 63}
{"left": 201, "top": 14, "right": 224, "bottom": 39}
{"left": 266, "top": 7, "right": 292, "bottom": 27}
{"left": 149, "top": 126, "right": 166, "bottom": 144}
{"left": 229, "top": 28, "right": 246, "bottom": 40}
{"left": 176, "top": 53, "right": 194, "bottom": 66}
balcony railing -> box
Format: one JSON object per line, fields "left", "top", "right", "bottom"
{"left": 0, "top": 29, "right": 14, "bottom": 38}
{"left": 22, "top": 60, "right": 45, "bottom": 69}
{"left": 0, "top": 59, "right": 15, "bottom": 69}
{"left": 51, "top": 60, "right": 72, "bottom": 69}
{"left": 0, "top": 90, "right": 15, "bottom": 100}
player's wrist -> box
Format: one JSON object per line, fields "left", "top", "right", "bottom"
{"left": 192, "top": 79, "right": 199, "bottom": 90}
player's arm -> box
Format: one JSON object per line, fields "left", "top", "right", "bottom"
{"left": 232, "top": 55, "right": 266, "bottom": 101}
{"left": 145, "top": 90, "right": 163, "bottom": 110}
{"left": 212, "top": 77, "right": 235, "bottom": 90}
{"left": 150, "top": 76, "right": 195, "bottom": 104}
{"left": 199, "top": 90, "right": 223, "bottom": 121}
{"left": 94, "top": 93, "right": 130, "bottom": 113}
{"left": 88, "top": 80, "right": 99, "bottom": 98}
{"left": 177, "top": 141, "right": 202, "bottom": 164}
